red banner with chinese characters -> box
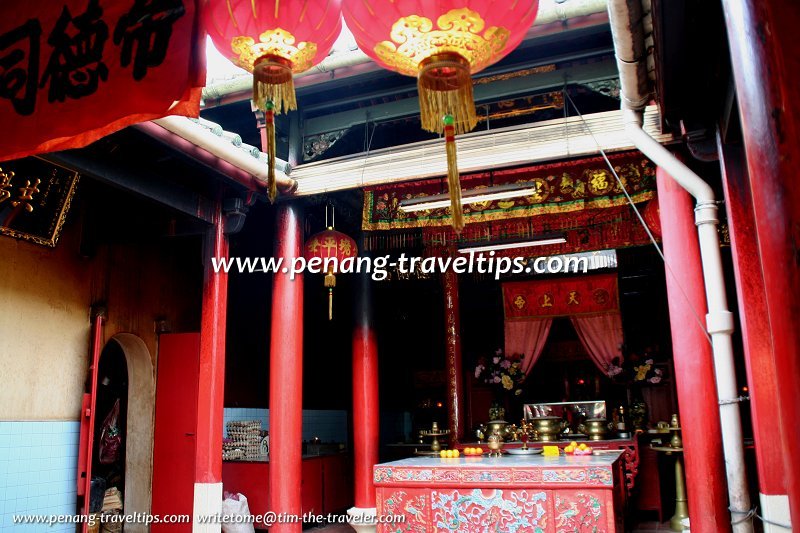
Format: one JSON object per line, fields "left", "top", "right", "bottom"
{"left": 0, "top": 0, "right": 204, "bottom": 161}
{"left": 362, "top": 152, "right": 656, "bottom": 230}
{"left": 503, "top": 273, "right": 619, "bottom": 319}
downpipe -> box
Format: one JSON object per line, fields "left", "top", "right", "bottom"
{"left": 623, "top": 106, "right": 753, "bottom": 533}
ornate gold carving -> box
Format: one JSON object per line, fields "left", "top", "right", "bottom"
{"left": 374, "top": 8, "right": 510, "bottom": 77}
{"left": 231, "top": 28, "right": 317, "bottom": 72}
{"left": 473, "top": 64, "right": 557, "bottom": 85}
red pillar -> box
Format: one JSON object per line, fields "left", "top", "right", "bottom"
{"left": 268, "top": 204, "right": 304, "bottom": 532}
{"left": 442, "top": 270, "right": 465, "bottom": 444}
{"left": 194, "top": 202, "right": 229, "bottom": 517}
{"left": 352, "top": 269, "right": 379, "bottom": 509}
{"left": 718, "top": 140, "right": 788, "bottom": 510}
{"left": 721, "top": 0, "right": 800, "bottom": 525}
{"left": 656, "top": 168, "right": 731, "bottom": 533}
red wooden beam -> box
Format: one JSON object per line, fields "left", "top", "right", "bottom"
{"left": 443, "top": 270, "right": 465, "bottom": 444}
{"left": 718, "top": 140, "right": 787, "bottom": 503}
{"left": 657, "top": 167, "right": 731, "bottom": 533}
{"left": 721, "top": 0, "right": 800, "bottom": 525}
{"left": 352, "top": 270, "right": 379, "bottom": 509}
{"left": 193, "top": 201, "right": 229, "bottom": 514}
{"left": 268, "top": 204, "right": 304, "bottom": 532}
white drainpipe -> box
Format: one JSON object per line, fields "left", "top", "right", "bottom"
{"left": 608, "top": 0, "right": 753, "bottom": 531}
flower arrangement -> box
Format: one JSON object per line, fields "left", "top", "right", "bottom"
{"left": 605, "top": 345, "right": 664, "bottom": 385}
{"left": 474, "top": 349, "right": 526, "bottom": 396}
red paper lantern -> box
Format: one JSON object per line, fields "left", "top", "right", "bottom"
{"left": 205, "top": 0, "right": 342, "bottom": 201}
{"left": 641, "top": 198, "right": 662, "bottom": 240}
{"left": 343, "top": 0, "right": 539, "bottom": 232}
{"left": 304, "top": 227, "right": 358, "bottom": 320}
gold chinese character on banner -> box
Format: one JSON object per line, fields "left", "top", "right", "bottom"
{"left": 513, "top": 295, "right": 526, "bottom": 309}
{"left": 0, "top": 168, "right": 14, "bottom": 203}
{"left": 539, "top": 293, "right": 553, "bottom": 308}
{"left": 11, "top": 178, "right": 40, "bottom": 212}
{"left": 567, "top": 291, "right": 580, "bottom": 305}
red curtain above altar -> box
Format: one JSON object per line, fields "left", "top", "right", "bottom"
{"left": 503, "top": 273, "right": 623, "bottom": 374}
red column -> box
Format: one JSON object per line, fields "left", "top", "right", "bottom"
{"left": 195, "top": 203, "right": 229, "bottom": 484}
{"left": 442, "top": 270, "right": 465, "bottom": 444}
{"left": 656, "top": 168, "right": 731, "bottom": 533}
{"left": 352, "top": 269, "right": 379, "bottom": 509}
{"left": 721, "top": 0, "right": 800, "bottom": 524}
{"left": 718, "top": 141, "right": 787, "bottom": 503}
{"left": 268, "top": 204, "right": 304, "bottom": 532}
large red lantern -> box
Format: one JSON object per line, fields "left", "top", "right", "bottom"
{"left": 304, "top": 222, "right": 357, "bottom": 321}
{"left": 343, "top": 0, "right": 539, "bottom": 231}
{"left": 205, "top": 0, "right": 343, "bottom": 202}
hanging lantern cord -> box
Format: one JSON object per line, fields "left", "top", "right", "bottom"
{"left": 265, "top": 100, "right": 278, "bottom": 203}
{"left": 443, "top": 114, "right": 464, "bottom": 232}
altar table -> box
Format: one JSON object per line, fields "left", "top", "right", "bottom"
{"left": 374, "top": 452, "right": 625, "bottom": 532}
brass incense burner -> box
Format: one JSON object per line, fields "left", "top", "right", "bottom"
{"left": 532, "top": 416, "right": 567, "bottom": 442}
{"left": 579, "top": 418, "right": 612, "bottom": 441}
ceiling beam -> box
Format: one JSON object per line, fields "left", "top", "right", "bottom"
{"left": 302, "top": 57, "right": 618, "bottom": 136}
{"left": 42, "top": 151, "right": 216, "bottom": 224}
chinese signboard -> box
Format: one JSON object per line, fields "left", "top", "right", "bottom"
{"left": 0, "top": 0, "right": 204, "bottom": 161}
{"left": 502, "top": 273, "right": 619, "bottom": 319}
{"left": 0, "top": 157, "right": 79, "bottom": 247}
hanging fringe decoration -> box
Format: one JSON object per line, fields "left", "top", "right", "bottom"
{"left": 324, "top": 268, "right": 336, "bottom": 321}
{"left": 253, "top": 56, "right": 297, "bottom": 113}
{"left": 418, "top": 54, "right": 477, "bottom": 135}
{"left": 264, "top": 100, "right": 278, "bottom": 203}
{"left": 254, "top": 56, "right": 297, "bottom": 203}
{"left": 443, "top": 114, "right": 464, "bottom": 233}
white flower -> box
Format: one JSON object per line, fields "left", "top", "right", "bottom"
{"left": 475, "top": 366, "right": 483, "bottom": 379}
{"left": 645, "top": 358, "right": 654, "bottom": 365}
{"left": 493, "top": 376, "right": 501, "bottom": 383}
{"left": 648, "top": 376, "right": 662, "bottom": 384}
{"left": 493, "top": 357, "right": 501, "bottom": 364}
{"left": 500, "top": 360, "right": 511, "bottom": 369}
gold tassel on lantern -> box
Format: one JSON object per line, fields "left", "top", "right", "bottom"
{"left": 324, "top": 268, "right": 336, "bottom": 321}
{"left": 418, "top": 53, "right": 477, "bottom": 135}
{"left": 443, "top": 114, "right": 464, "bottom": 233}
{"left": 253, "top": 55, "right": 298, "bottom": 203}
{"left": 252, "top": 55, "right": 297, "bottom": 113}
{"left": 264, "top": 101, "right": 277, "bottom": 203}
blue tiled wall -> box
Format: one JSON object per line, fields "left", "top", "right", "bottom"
{"left": 0, "top": 421, "right": 80, "bottom": 532}
{"left": 223, "top": 408, "right": 349, "bottom": 446}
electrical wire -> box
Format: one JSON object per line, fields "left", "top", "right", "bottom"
{"left": 563, "top": 91, "right": 713, "bottom": 346}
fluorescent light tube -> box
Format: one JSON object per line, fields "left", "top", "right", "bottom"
{"left": 398, "top": 183, "right": 539, "bottom": 212}
{"left": 458, "top": 236, "right": 567, "bottom": 253}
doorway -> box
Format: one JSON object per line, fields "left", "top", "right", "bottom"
{"left": 90, "top": 334, "right": 155, "bottom": 532}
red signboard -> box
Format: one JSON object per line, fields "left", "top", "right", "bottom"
{"left": 0, "top": 0, "right": 204, "bottom": 161}
{"left": 503, "top": 273, "right": 619, "bottom": 319}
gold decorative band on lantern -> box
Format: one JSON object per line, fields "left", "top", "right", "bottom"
{"left": 418, "top": 53, "right": 477, "bottom": 135}
{"left": 252, "top": 54, "right": 297, "bottom": 113}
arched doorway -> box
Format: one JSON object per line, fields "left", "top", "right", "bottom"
{"left": 93, "top": 334, "right": 155, "bottom": 531}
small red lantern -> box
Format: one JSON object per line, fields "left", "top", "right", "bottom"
{"left": 304, "top": 218, "right": 357, "bottom": 320}
{"left": 641, "top": 198, "right": 662, "bottom": 240}
{"left": 205, "top": 0, "right": 343, "bottom": 202}
{"left": 343, "top": 0, "right": 539, "bottom": 232}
